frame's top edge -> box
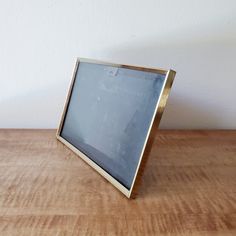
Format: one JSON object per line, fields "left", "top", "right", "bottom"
{"left": 77, "top": 57, "right": 169, "bottom": 75}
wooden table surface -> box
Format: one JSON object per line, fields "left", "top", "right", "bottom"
{"left": 0, "top": 130, "right": 235, "bottom": 236}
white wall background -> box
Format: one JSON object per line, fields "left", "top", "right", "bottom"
{"left": 0, "top": 0, "right": 236, "bottom": 129}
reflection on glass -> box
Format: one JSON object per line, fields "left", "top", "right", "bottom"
{"left": 61, "top": 62, "right": 165, "bottom": 189}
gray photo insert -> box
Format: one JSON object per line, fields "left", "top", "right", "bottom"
{"left": 61, "top": 62, "right": 166, "bottom": 189}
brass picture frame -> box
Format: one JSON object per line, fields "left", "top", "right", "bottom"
{"left": 56, "top": 58, "right": 176, "bottom": 198}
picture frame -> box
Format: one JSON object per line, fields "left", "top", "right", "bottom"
{"left": 56, "top": 58, "right": 176, "bottom": 198}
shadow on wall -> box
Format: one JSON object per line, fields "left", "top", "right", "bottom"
{"left": 102, "top": 35, "right": 235, "bottom": 129}
{"left": 160, "top": 93, "right": 222, "bottom": 129}
{"left": 0, "top": 82, "right": 67, "bottom": 128}
{"left": 0, "top": 42, "right": 228, "bottom": 129}
{"left": 1, "top": 31, "right": 235, "bottom": 129}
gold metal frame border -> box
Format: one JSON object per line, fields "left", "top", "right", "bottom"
{"left": 56, "top": 58, "right": 176, "bottom": 198}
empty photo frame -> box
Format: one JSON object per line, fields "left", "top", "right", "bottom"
{"left": 57, "top": 58, "right": 176, "bottom": 198}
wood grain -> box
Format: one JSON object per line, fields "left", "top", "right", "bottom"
{"left": 0, "top": 130, "right": 235, "bottom": 235}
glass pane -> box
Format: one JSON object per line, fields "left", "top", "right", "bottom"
{"left": 61, "top": 62, "right": 166, "bottom": 189}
